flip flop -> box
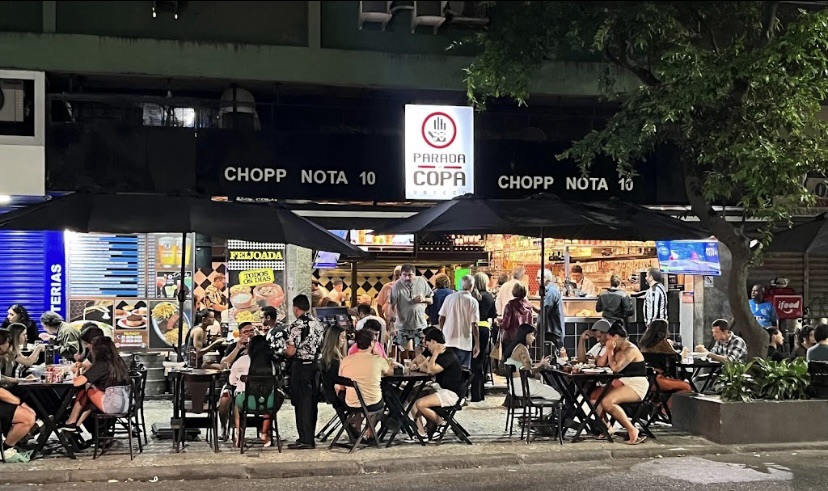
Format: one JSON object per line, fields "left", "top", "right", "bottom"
{"left": 625, "top": 435, "right": 647, "bottom": 446}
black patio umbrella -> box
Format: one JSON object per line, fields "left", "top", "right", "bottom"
{"left": 764, "top": 213, "right": 828, "bottom": 253}
{"left": 0, "top": 192, "right": 366, "bottom": 356}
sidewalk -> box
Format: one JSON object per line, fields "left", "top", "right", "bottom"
{"left": 1, "top": 397, "right": 823, "bottom": 485}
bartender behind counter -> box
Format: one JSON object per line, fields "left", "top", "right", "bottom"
{"left": 567, "top": 265, "right": 597, "bottom": 297}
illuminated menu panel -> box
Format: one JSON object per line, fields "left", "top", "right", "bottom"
{"left": 68, "top": 234, "right": 146, "bottom": 297}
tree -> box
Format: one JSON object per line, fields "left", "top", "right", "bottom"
{"left": 463, "top": 1, "right": 828, "bottom": 358}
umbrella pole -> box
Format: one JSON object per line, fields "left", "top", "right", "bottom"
{"left": 176, "top": 232, "right": 187, "bottom": 360}
{"left": 540, "top": 228, "right": 547, "bottom": 357}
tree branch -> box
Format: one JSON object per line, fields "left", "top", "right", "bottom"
{"left": 756, "top": 1, "right": 780, "bottom": 50}
{"left": 603, "top": 43, "right": 661, "bottom": 87}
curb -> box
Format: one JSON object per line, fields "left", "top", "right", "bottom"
{"left": 2, "top": 443, "right": 826, "bottom": 485}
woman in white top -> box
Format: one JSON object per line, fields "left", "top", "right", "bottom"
{"left": 504, "top": 323, "right": 559, "bottom": 402}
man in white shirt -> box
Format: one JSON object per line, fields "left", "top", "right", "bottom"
{"left": 569, "top": 265, "right": 597, "bottom": 296}
{"left": 439, "top": 274, "right": 480, "bottom": 369}
{"left": 576, "top": 318, "right": 610, "bottom": 362}
{"left": 495, "top": 266, "right": 524, "bottom": 318}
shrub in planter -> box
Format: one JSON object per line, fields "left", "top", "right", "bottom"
{"left": 718, "top": 360, "right": 757, "bottom": 402}
{"left": 717, "top": 358, "right": 809, "bottom": 402}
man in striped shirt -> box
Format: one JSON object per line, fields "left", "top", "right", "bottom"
{"left": 637, "top": 267, "right": 667, "bottom": 326}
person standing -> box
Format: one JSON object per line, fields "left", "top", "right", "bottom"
{"left": 438, "top": 274, "right": 480, "bottom": 369}
{"left": 495, "top": 266, "right": 524, "bottom": 319}
{"left": 326, "top": 279, "right": 347, "bottom": 306}
{"left": 568, "top": 265, "right": 597, "bottom": 296}
{"left": 376, "top": 265, "right": 402, "bottom": 322}
{"left": 389, "top": 264, "right": 433, "bottom": 361}
{"left": 39, "top": 312, "right": 81, "bottom": 361}
{"left": 285, "top": 295, "right": 324, "bottom": 450}
{"left": 595, "top": 275, "right": 633, "bottom": 323}
{"left": 471, "top": 272, "right": 496, "bottom": 402}
{"left": 203, "top": 274, "right": 228, "bottom": 319}
{"left": 427, "top": 273, "right": 453, "bottom": 326}
{"left": 500, "top": 284, "right": 534, "bottom": 344}
{"left": 633, "top": 268, "right": 667, "bottom": 326}
{"left": 749, "top": 284, "right": 778, "bottom": 328}
{"left": 535, "top": 269, "right": 565, "bottom": 349}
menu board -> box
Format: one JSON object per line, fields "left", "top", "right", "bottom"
{"left": 226, "top": 240, "right": 287, "bottom": 327}
{"left": 112, "top": 299, "right": 149, "bottom": 349}
{"left": 67, "top": 234, "right": 147, "bottom": 297}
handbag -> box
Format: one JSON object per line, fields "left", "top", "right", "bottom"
{"left": 490, "top": 339, "right": 503, "bottom": 361}
{"left": 102, "top": 385, "right": 131, "bottom": 414}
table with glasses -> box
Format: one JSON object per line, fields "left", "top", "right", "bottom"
{"left": 15, "top": 380, "right": 80, "bottom": 459}
{"left": 379, "top": 371, "right": 432, "bottom": 447}
{"left": 169, "top": 368, "right": 228, "bottom": 453}
{"left": 677, "top": 360, "right": 722, "bottom": 393}
{"left": 542, "top": 368, "right": 624, "bottom": 443}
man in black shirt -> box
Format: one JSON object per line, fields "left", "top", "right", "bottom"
{"left": 413, "top": 329, "right": 464, "bottom": 438}
{"left": 217, "top": 322, "right": 256, "bottom": 440}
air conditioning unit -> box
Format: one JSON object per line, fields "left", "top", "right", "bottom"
{"left": 411, "top": 1, "right": 447, "bottom": 33}
{"left": 359, "top": 1, "right": 393, "bottom": 30}
{"left": 0, "top": 81, "right": 25, "bottom": 123}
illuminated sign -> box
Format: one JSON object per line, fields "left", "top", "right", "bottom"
{"left": 405, "top": 105, "right": 474, "bottom": 200}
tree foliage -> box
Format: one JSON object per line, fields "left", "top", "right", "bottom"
{"left": 463, "top": 1, "right": 828, "bottom": 357}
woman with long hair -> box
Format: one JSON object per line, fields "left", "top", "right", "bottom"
{"left": 2, "top": 305, "right": 38, "bottom": 345}
{"left": 500, "top": 283, "right": 534, "bottom": 344}
{"left": 471, "top": 272, "right": 496, "bottom": 402}
{"left": 504, "top": 324, "right": 558, "bottom": 402}
{"left": 638, "top": 319, "right": 690, "bottom": 409}
{"left": 319, "top": 325, "right": 348, "bottom": 404}
{"left": 61, "top": 337, "right": 130, "bottom": 433}
{"left": 7, "top": 323, "right": 44, "bottom": 378}
{"left": 597, "top": 323, "right": 648, "bottom": 445}
{"left": 229, "top": 335, "right": 282, "bottom": 448}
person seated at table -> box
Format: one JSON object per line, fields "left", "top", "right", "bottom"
{"left": 504, "top": 323, "right": 558, "bottom": 404}
{"left": 790, "top": 326, "right": 816, "bottom": 360}
{"left": 185, "top": 310, "right": 225, "bottom": 369}
{"left": 348, "top": 319, "right": 387, "bottom": 358}
{"left": 576, "top": 319, "right": 611, "bottom": 363}
{"left": 639, "top": 319, "right": 691, "bottom": 409}
{"left": 694, "top": 319, "right": 747, "bottom": 363}
{"left": 61, "top": 337, "right": 130, "bottom": 434}
{"left": 320, "top": 325, "right": 348, "bottom": 406}
{"left": 767, "top": 327, "right": 786, "bottom": 362}
{"left": 0, "top": 386, "right": 36, "bottom": 460}
{"left": 5, "top": 324, "right": 45, "bottom": 380}
{"left": 74, "top": 323, "right": 105, "bottom": 368}
{"left": 806, "top": 323, "right": 828, "bottom": 362}
{"left": 412, "top": 329, "right": 466, "bottom": 439}
{"left": 339, "top": 329, "right": 395, "bottom": 440}
{"left": 3, "top": 305, "right": 39, "bottom": 345}
{"left": 596, "top": 323, "right": 649, "bottom": 445}
{"left": 218, "top": 322, "right": 256, "bottom": 441}
{"left": 39, "top": 312, "right": 81, "bottom": 361}
{"left": 229, "top": 336, "right": 282, "bottom": 448}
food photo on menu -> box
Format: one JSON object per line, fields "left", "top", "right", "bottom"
{"left": 148, "top": 300, "right": 192, "bottom": 349}
{"left": 114, "top": 300, "right": 148, "bottom": 330}
{"left": 228, "top": 279, "right": 287, "bottom": 326}
{"left": 68, "top": 300, "right": 115, "bottom": 337}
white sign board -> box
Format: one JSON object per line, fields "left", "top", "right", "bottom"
{"left": 0, "top": 70, "right": 45, "bottom": 196}
{"left": 404, "top": 104, "right": 474, "bottom": 200}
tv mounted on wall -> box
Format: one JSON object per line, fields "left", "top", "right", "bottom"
{"left": 656, "top": 240, "right": 722, "bottom": 276}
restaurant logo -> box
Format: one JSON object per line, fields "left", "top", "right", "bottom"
{"left": 774, "top": 295, "right": 803, "bottom": 319}
{"left": 405, "top": 105, "right": 474, "bottom": 200}
{"left": 229, "top": 250, "right": 284, "bottom": 261}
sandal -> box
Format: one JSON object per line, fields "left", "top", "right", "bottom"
{"left": 625, "top": 435, "right": 647, "bottom": 446}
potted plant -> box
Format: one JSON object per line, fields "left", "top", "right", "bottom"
{"left": 672, "top": 358, "right": 828, "bottom": 444}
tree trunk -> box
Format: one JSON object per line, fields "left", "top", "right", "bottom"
{"left": 683, "top": 159, "right": 768, "bottom": 359}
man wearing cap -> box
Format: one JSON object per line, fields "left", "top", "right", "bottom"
{"left": 39, "top": 312, "right": 81, "bottom": 361}
{"left": 576, "top": 319, "right": 611, "bottom": 363}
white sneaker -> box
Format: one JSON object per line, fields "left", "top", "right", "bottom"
{"left": 2, "top": 447, "right": 17, "bottom": 459}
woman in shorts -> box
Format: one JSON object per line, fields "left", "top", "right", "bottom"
{"left": 412, "top": 329, "right": 465, "bottom": 438}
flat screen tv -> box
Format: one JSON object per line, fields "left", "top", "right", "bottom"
{"left": 656, "top": 240, "right": 722, "bottom": 276}
{"left": 313, "top": 251, "right": 340, "bottom": 269}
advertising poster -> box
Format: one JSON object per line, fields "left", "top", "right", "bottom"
{"left": 147, "top": 233, "right": 194, "bottom": 299}
{"left": 148, "top": 300, "right": 193, "bottom": 350}
{"left": 113, "top": 299, "right": 149, "bottom": 350}
{"left": 226, "top": 241, "right": 287, "bottom": 327}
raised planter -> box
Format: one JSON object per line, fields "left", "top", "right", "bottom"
{"left": 672, "top": 392, "right": 828, "bottom": 444}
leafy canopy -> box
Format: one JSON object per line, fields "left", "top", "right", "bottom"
{"left": 464, "top": 1, "right": 828, "bottom": 247}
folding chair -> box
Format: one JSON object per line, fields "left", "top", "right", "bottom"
{"left": 330, "top": 376, "right": 384, "bottom": 453}
{"left": 517, "top": 369, "right": 563, "bottom": 445}
{"left": 92, "top": 374, "right": 142, "bottom": 460}
{"left": 504, "top": 364, "right": 520, "bottom": 436}
{"left": 238, "top": 375, "right": 285, "bottom": 454}
{"left": 431, "top": 369, "right": 474, "bottom": 445}
{"left": 618, "top": 368, "right": 659, "bottom": 440}
{"left": 643, "top": 353, "right": 682, "bottom": 424}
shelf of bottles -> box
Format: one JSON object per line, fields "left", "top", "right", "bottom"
{"left": 417, "top": 234, "right": 487, "bottom": 253}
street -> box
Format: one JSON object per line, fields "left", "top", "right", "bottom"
{"left": 23, "top": 450, "right": 828, "bottom": 491}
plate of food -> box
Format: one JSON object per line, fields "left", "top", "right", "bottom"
{"left": 118, "top": 312, "right": 147, "bottom": 329}
{"left": 151, "top": 301, "right": 191, "bottom": 348}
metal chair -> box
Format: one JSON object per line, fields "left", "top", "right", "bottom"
{"left": 330, "top": 376, "right": 384, "bottom": 453}
{"left": 129, "top": 365, "right": 149, "bottom": 445}
{"left": 92, "top": 374, "right": 142, "bottom": 460}
{"left": 238, "top": 374, "right": 285, "bottom": 454}
{"left": 431, "top": 369, "right": 474, "bottom": 445}
{"left": 517, "top": 369, "right": 563, "bottom": 445}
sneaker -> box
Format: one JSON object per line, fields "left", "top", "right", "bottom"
{"left": 2, "top": 447, "right": 17, "bottom": 459}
